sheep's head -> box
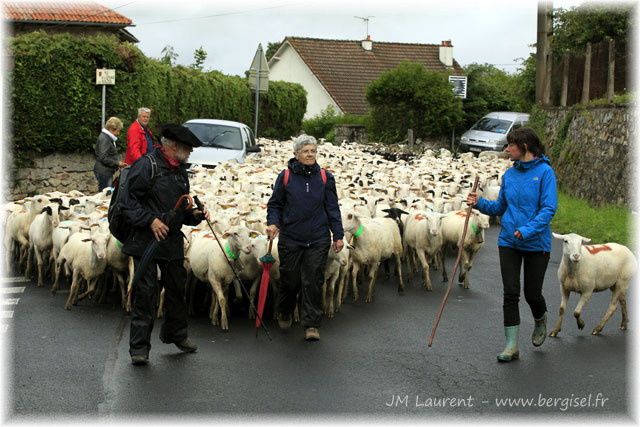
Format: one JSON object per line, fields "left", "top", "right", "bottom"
{"left": 553, "top": 232, "right": 591, "bottom": 263}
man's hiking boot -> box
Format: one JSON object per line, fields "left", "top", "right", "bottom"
{"left": 131, "top": 354, "right": 149, "bottom": 366}
{"left": 175, "top": 337, "right": 198, "bottom": 353}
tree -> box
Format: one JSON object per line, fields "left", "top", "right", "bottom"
{"left": 552, "top": 3, "right": 632, "bottom": 56}
{"left": 461, "top": 63, "right": 521, "bottom": 129}
{"left": 160, "top": 44, "right": 178, "bottom": 66}
{"left": 366, "top": 62, "right": 463, "bottom": 143}
{"left": 265, "top": 41, "right": 281, "bottom": 61}
{"left": 191, "top": 46, "right": 207, "bottom": 70}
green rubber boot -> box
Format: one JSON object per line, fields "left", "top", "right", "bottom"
{"left": 497, "top": 325, "right": 520, "bottom": 363}
{"left": 532, "top": 312, "right": 547, "bottom": 347}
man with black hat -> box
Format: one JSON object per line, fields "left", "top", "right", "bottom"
{"left": 121, "top": 124, "right": 207, "bottom": 366}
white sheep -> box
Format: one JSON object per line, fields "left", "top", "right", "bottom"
{"left": 323, "top": 244, "right": 351, "bottom": 318}
{"left": 56, "top": 230, "right": 109, "bottom": 310}
{"left": 404, "top": 210, "right": 446, "bottom": 291}
{"left": 26, "top": 203, "right": 66, "bottom": 287}
{"left": 4, "top": 195, "right": 48, "bottom": 272}
{"left": 342, "top": 211, "right": 404, "bottom": 303}
{"left": 550, "top": 233, "right": 637, "bottom": 336}
{"left": 440, "top": 209, "right": 490, "bottom": 289}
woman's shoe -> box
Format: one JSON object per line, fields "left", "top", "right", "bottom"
{"left": 532, "top": 312, "right": 547, "bottom": 347}
{"left": 497, "top": 325, "right": 520, "bottom": 363}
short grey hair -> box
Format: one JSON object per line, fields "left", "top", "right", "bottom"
{"left": 293, "top": 134, "right": 318, "bottom": 153}
{"left": 138, "top": 107, "right": 151, "bottom": 115}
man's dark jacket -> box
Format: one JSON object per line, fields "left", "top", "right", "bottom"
{"left": 267, "top": 158, "right": 344, "bottom": 247}
{"left": 121, "top": 149, "right": 201, "bottom": 260}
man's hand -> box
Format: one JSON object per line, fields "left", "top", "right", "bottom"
{"left": 266, "top": 224, "right": 279, "bottom": 240}
{"left": 150, "top": 218, "right": 169, "bottom": 241}
{"left": 193, "top": 209, "right": 210, "bottom": 222}
{"left": 333, "top": 239, "right": 344, "bottom": 253}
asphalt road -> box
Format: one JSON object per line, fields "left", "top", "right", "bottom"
{"left": 3, "top": 225, "right": 634, "bottom": 421}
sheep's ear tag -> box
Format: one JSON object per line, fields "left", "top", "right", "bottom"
{"left": 471, "top": 223, "right": 480, "bottom": 235}
{"left": 224, "top": 243, "right": 238, "bottom": 261}
{"left": 353, "top": 224, "right": 364, "bottom": 238}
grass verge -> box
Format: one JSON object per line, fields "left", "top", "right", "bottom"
{"left": 551, "top": 190, "right": 634, "bottom": 248}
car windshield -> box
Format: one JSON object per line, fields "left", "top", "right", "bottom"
{"left": 184, "top": 123, "right": 242, "bottom": 150}
{"left": 471, "top": 118, "right": 513, "bottom": 134}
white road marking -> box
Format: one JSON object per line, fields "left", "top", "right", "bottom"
{"left": 0, "top": 298, "right": 19, "bottom": 305}
{"left": 0, "top": 325, "right": 7, "bottom": 333}
{"left": 0, "top": 311, "right": 14, "bottom": 319}
{"left": 1, "top": 277, "right": 30, "bottom": 284}
{"left": 0, "top": 287, "right": 26, "bottom": 294}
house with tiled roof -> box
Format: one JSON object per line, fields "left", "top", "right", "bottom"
{"left": 3, "top": 1, "right": 138, "bottom": 43}
{"left": 268, "top": 36, "right": 465, "bottom": 119}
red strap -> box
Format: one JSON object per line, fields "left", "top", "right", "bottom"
{"left": 283, "top": 168, "right": 326, "bottom": 186}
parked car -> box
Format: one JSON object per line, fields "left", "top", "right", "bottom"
{"left": 182, "top": 119, "right": 261, "bottom": 167}
{"left": 458, "top": 112, "right": 530, "bottom": 153}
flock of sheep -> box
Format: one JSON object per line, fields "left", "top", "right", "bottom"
{"left": 3, "top": 138, "right": 635, "bottom": 337}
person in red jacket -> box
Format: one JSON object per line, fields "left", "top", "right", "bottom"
{"left": 124, "top": 107, "right": 154, "bottom": 165}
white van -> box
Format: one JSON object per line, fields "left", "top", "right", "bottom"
{"left": 458, "top": 112, "right": 530, "bottom": 153}
{"left": 183, "top": 119, "right": 261, "bottom": 168}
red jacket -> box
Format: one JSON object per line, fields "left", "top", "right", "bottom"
{"left": 124, "top": 120, "right": 154, "bottom": 165}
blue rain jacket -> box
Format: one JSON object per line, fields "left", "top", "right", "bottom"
{"left": 475, "top": 155, "right": 558, "bottom": 252}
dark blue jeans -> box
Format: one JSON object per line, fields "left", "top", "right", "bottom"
{"left": 94, "top": 169, "right": 113, "bottom": 191}
{"left": 499, "top": 246, "right": 550, "bottom": 326}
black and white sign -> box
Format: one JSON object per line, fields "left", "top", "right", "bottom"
{"left": 449, "top": 75, "right": 467, "bottom": 99}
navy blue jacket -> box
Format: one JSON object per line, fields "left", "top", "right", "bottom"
{"left": 267, "top": 158, "right": 344, "bottom": 247}
{"left": 121, "top": 149, "right": 202, "bottom": 260}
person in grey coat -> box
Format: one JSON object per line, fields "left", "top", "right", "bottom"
{"left": 94, "top": 116, "right": 126, "bottom": 190}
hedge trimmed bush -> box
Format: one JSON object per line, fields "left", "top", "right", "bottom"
{"left": 9, "top": 31, "right": 306, "bottom": 163}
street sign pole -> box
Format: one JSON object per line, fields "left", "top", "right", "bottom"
{"left": 101, "top": 85, "right": 106, "bottom": 127}
{"left": 96, "top": 68, "right": 116, "bottom": 128}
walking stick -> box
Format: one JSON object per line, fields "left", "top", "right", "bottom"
{"left": 428, "top": 176, "right": 480, "bottom": 347}
{"left": 193, "top": 196, "right": 273, "bottom": 341}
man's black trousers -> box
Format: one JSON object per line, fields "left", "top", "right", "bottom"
{"left": 277, "top": 242, "right": 330, "bottom": 329}
{"left": 129, "top": 258, "right": 189, "bottom": 357}
{"left": 498, "top": 246, "right": 550, "bottom": 327}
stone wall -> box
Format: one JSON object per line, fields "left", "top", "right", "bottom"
{"left": 7, "top": 153, "right": 99, "bottom": 200}
{"left": 539, "top": 104, "right": 633, "bottom": 208}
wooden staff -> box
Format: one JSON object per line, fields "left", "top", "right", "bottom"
{"left": 428, "top": 176, "right": 480, "bottom": 347}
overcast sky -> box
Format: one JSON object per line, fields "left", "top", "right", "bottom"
{"left": 93, "top": 0, "right": 599, "bottom": 76}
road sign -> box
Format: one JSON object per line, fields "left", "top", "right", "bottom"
{"left": 248, "top": 45, "right": 269, "bottom": 93}
{"left": 449, "top": 75, "right": 467, "bottom": 99}
{"left": 96, "top": 69, "right": 116, "bottom": 85}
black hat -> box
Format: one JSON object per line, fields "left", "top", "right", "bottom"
{"left": 161, "top": 124, "right": 202, "bottom": 147}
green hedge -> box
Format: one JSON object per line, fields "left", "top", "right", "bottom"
{"left": 9, "top": 32, "right": 306, "bottom": 163}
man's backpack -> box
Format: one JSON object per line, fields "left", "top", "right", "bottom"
{"left": 107, "top": 154, "right": 158, "bottom": 243}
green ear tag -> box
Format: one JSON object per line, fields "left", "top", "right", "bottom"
{"left": 353, "top": 224, "right": 364, "bottom": 238}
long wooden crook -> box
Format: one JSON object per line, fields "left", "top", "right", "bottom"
{"left": 428, "top": 176, "right": 480, "bottom": 347}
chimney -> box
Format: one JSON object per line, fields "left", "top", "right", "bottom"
{"left": 361, "top": 35, "right": 373, "bottom": 51}
{"left": 439, "top": 39, "right": 453, "bottom": 67}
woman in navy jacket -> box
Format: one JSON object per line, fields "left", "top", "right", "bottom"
{"left": 266, "top": 135, "right": 344, "bottom": 341}
{"left": 467, "top": 128, "right": 558, "bottom": 362}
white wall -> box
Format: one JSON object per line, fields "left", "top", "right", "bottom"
{"left": 268, "top": 43, "right": 342, "bottom": 119}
